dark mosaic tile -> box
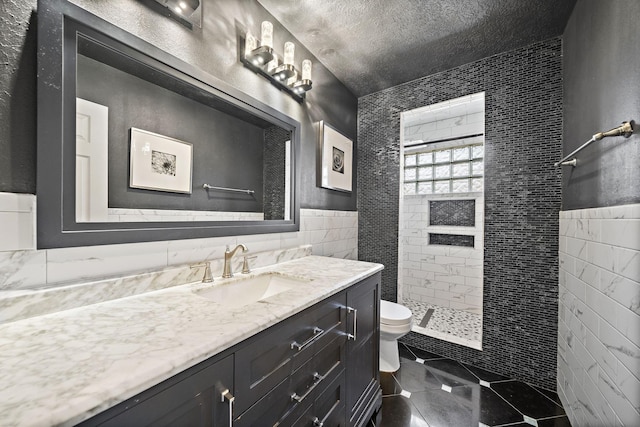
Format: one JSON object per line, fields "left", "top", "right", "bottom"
{"left": 380, "top": 371, "right": 403, "bottom": 396}
{"left": 392, "top": 360, "right": 442, "bottom": 392}
{"left": 423, "top": 358, "right": 479, "bottom": 387}
{"left": 451, "top": 384, "right": 523, "bottom": 426}
{"left": 404, "top": 344, "right": 443, "bottom": 361}
{"left": 534, "top": 385, "right": 563, "bottom": 406}
{"left": 377, "top": 396, "right": 429, "bottom": 427}
{"left": 360, "top": 38, "right": 563, "bottom": 391}
{"left": 536, "top": 415, "right": 573, "bottom": 427}
{"left": 410, "top": 389, "right": 474, "bottom": 427}
{"left": 491, "top": 381, "right": 566, "bottom": 419}
{"left": 462, "top": 363, "right": 510, "bottom": 383}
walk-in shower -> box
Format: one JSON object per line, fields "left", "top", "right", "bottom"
{"left": 398, "top": 92, "right": 485, "bottom": 350}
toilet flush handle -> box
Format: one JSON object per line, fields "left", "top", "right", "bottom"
{"left": 347, "top": 306, "right": 357, "bottom": 340}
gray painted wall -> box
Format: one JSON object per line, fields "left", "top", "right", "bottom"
{"left": 0, "top": 0, "right": 358, "bottom": 211}
{"left": 358, "top": 39, "right": 563, "bottom": 390}
{"left": 562, "top": 0, "right": 640, "bottom": 210}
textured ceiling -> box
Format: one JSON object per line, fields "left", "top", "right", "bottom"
{"left": 257, "top": 0, "right": 577, "bottom": 97}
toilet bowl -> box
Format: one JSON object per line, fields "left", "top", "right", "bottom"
{"left": 379, "top": 300, "right": 413, "bottom": 372}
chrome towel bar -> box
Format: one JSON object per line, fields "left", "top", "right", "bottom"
{"left": 202, "top": 183, "right": 255, "bottom": 194}
{"left": 555, "top": 121, "right": 634, "bottom": 167}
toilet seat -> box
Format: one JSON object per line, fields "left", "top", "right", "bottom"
{"left": 380, "top": 300, "right": 412, "bottom": 326}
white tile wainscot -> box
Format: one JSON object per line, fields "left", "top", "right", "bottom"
{"left": 0, "top": 208, "right": 357, "bottom": 292}
{"left": 557, "top": 203, "right": 640, "bottom": 427}
{"left": 0, "top": 192, "right": 36, "bottom": 251}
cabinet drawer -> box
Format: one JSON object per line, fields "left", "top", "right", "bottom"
{"left": 235, "top": 333, "right": 346, "bottom": 427}
{"left": 234, "top": 294, "right": 345, "bottom": 414}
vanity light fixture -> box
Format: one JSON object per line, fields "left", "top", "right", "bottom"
{"left": 240, "top": 21, "right": 313, "bottom": 102}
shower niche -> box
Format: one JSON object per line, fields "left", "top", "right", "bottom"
{"left": 398, "top": 92, "right": 485, "bottom": 350}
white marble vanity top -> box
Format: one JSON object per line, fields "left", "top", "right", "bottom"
{"left": 0, "top": 255, "right": 382, "bottom": 427}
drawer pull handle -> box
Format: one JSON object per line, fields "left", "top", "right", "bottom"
{"left": 313, "top": 400, "right": 340, "bottom": 427}
{"left": 290, "top": 326, "right": 324, "bottom": 351}
{"left": 347, "top": 306, "right": 357, "bottom": 341}
{"left": 220, "top": 389, "right": 234, "bottom": 427}
{"left": 290, "top": 371, "right": 326, "bottom": 403}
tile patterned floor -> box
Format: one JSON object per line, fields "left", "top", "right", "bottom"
{"left": 371, "top": 343, "right": 571, "bottom": 427}
{"left": 402, "top": 299, "right": 482, "bottom": 349}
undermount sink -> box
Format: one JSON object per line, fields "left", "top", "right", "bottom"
{"left": 193, "top": 272, "right": 310, "bottom": 307}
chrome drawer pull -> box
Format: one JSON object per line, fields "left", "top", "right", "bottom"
{"left": 220, "top": 389, "right": 234, "bottom": 427}
{"left": 290, "top": 326, "right": 324, "bottom": 351}
{"left": 313, "top": 400, "right": 340, "bottom": 427}
{"left": 347, "top": 306, "right": 357, "bottom": 341}
{"left": 290, "top": 370, "right": 326, "bottom": 403}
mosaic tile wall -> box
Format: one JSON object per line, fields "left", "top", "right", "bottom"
{"left": 428, "top": 233, "right": 475, "bottom": 247}
{"left": 557, "top": 204, "right": 640, "bottom": 426}
{"left": 358, "top": 38, "right": 563, "bottom": 390}
{"left": 263, "top": 126, "right": 288, "bottom": 220}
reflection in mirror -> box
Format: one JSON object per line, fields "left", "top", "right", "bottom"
{"left": 36, "top": 0, "right": 300, "bottom": 249}
{"left": 74, "top": 34, "right": 291, "bottom": 223}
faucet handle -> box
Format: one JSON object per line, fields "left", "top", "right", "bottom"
{"left": 241, "top": 256, "right": 257, "bottom": 274}
{"left": 190, "top": 261, "right": 213, "bottom": 283}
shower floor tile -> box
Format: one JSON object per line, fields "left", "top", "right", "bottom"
{"left": 370, "top": 343, "right": 569, "bottom": 427}
{"left": 403, "top": 299, "right": 482, "bottom": 349}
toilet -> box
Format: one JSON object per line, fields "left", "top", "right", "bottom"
{"left": 379, "top": 300, "right": 413, "bottom": 372}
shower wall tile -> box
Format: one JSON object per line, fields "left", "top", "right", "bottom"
{"left": 557, "top": 204, "right": 640, "bottom": 427}
{"left": 358, "top": 38, "right": 562, "bottom": 390}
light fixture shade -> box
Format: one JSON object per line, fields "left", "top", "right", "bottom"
{"left": 261, "top": 21, "right": 273, "bottom": 48}
{"left": 283, "top": 42, "right": 295, "bottom": 65}
{"left": 302, "top": 60, "right": 312, "bottom": 81}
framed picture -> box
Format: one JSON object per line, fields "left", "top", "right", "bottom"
{"left": 129, "top": 128, "right": 193, "bottom": 194}
{"left": 319, "top": 121, "right": 353, "bottom": 192}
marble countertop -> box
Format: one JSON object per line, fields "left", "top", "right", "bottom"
{"left": 0, "top": 255, "right": 382, "bottom": 427}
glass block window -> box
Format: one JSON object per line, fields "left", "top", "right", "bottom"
{"left": 403, "top": 143, "right": 484, "bottom": 195}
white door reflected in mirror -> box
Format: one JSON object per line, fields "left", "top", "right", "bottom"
{"left": 75, "top": 98, "right": 108, "bottom": 222}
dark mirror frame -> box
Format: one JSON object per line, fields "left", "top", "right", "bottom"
{"left": 36, "top": 0, "right": 300, "bottom": 249}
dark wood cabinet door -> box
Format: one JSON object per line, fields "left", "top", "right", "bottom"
{"left": 80, "top": 354, "right": 233, "bottom": 427}
{"left": 345, "top": 273, "right": 382, "bottom": 426}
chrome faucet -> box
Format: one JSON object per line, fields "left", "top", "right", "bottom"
{"left": 222, "top": 244, "right": 248, "bottom": 278}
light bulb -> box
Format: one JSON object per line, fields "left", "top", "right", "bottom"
{"left": 302, "top": 60, "right": 312, "bottom": 81}
{"left": 245, "top": 32, "right": 257, "bottom": 57}
{"left": 284, "top": 42, "right": 295, "bottom": 65}
{"left": 261, "top": 21, "right": 273, "bottom": 48}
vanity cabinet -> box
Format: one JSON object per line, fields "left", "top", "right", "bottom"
{"left": 80, "top": 273, "right": 381, "bottom": 427}
{"left": 79, "top": 354, "right": 234, "bottom": 427}
{"left": 345, "top": 273, "right": 381, "bottom": 426}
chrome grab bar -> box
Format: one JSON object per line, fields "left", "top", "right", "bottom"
{"left": 220, "top": 389, "right": 234, "bottom": 427}
{"left": 291, "top": 327, "right": 324, "bottom": 351}
{"left": 347, "top": 306, "right": 357, "bottom": 341}
{"left": 290, "top": 371, "right": 327, "bottom": 403}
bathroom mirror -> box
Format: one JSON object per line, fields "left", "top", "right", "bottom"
{"left": 37, "top": 0, "right": 300, "bottom": 248}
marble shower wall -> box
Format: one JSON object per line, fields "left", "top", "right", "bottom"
{"left": 557, "top": 204, "right": 640, "bottom": 426}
